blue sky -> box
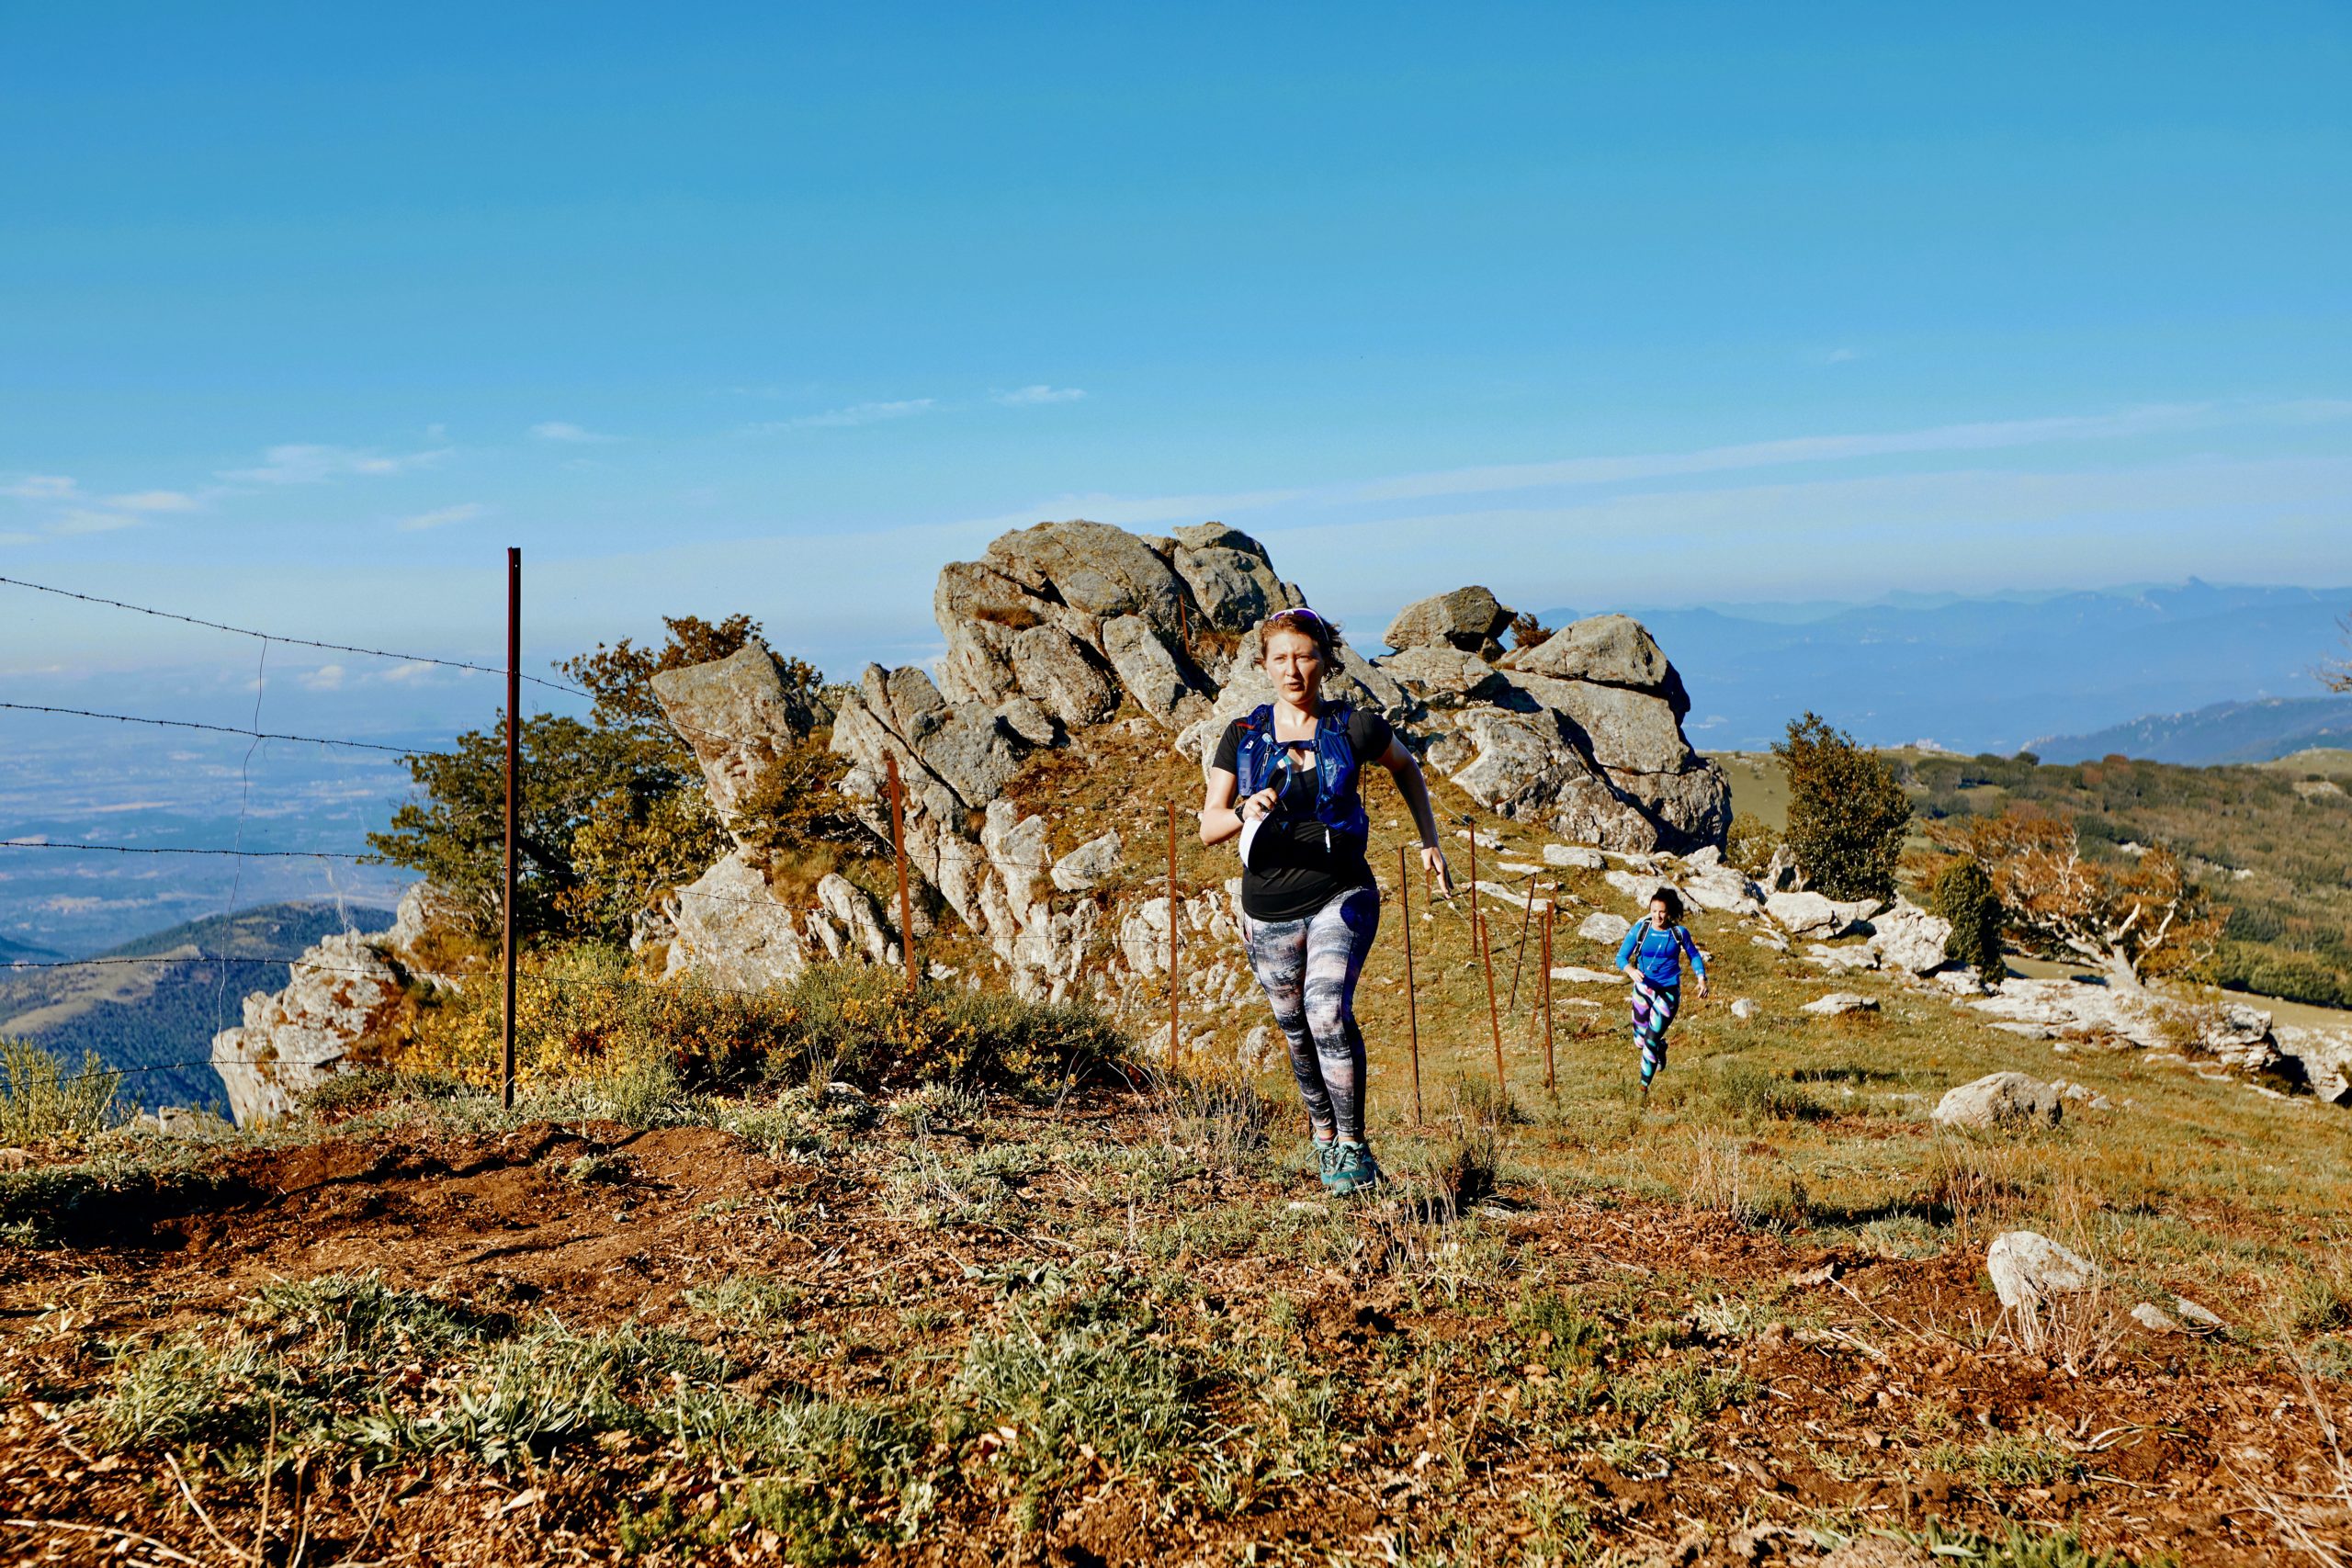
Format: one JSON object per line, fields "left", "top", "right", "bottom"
{"left": 3, "top": 2, "right": 2348, "bottom": 724}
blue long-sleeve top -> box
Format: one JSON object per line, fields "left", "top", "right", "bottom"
{"left": 1616, "top": 921, "right": 1706, "bottom": 989}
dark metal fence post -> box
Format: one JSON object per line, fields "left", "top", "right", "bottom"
{"left": 1478, "top": 890, "right": 1506, "bottom": 1099}
{"left": 502, "top": 547, "right": 519, "bottom": 1111}
{"left": 885, "top": 751, "right": 916, "bottom": 990}
{"left": 1542, "top": 904, "right": 1555, "bottom": 1092}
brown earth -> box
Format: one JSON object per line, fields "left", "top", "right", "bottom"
{"left": 4, "top": 1093, "right": 2346, "bottom": 1566}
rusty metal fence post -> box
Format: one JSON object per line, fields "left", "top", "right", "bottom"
{"left": 1542, "top": 903, "right": 1555, "bottom": 1092}
{"left": 885, "top": 750, "right": 917, "bottom": 990}
{"left": 1166, "top": 802, "right": 1181, "bottom": 1073}
{"left": 1477, "top": 878, "right": 1506, "bottom": 1099}
{"left": 501, "top": 547, "right": 519, "bottom": 1111}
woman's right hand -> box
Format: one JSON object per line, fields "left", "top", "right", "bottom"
{"left": 1239, "top": 788, "right": 1281, "bottom": 822}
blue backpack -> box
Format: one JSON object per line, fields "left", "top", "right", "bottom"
{"left": 1232, "top": 701, "right": 1371, "bottom": 847}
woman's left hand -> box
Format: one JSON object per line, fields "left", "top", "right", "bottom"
{"left": 1420, "top": 844, "right": 1454, "bottom": 896}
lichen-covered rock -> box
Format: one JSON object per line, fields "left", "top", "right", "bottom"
{"left": 1544, "top": 842, "right": 1607, "bottom": 869}
{"left": 211, "top": 931, "right": 407, "bottom": 1126}
{"left": 1767, "top": 891, "right": 1848, "bottom": 937}
{"left": 1100, "top": 615, "right": 1207, "bottom": 728}
{"left": 1375, "top": 645, "right": 1511, "bottom": 707}
{"left": 1933, "top": 1071, "right": 2062, "bottom": 1130}
{"left": 663, "top": 851, "right": 810, "bottom": 992}
{"left": 648, "top": 642, "right": 818, "bottom": 829}
{"left": 987, "top": 519, "right": 1184, "bottom": 628}
{"left": 1169, "top": 523, "right": 1296, "bottom": 631}
{"left": 1502, "top": 614, "right": 1691, "bottom": 718}
{"left": 1010, "top": 626, "right": 1123, "bottom": 728}
{"left": 1801, "top": 991, "right": 1878, "bottom": 1017}
{"left": 1052, "top": 830, "right": 1125, "bottom": 893}
{"left": 1383, "top": 586, "right": 1514, "bottom": 656}
{"left": 1578, "top": 911, "right": 1632, "bottom": 946}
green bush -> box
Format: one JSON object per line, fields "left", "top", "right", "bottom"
{"left": 1774, "top": 713, "right": 1912, "bottom": 900}
{"left": 0, "top": 1037, "right": 119, "bottom": 1145}
{"left": 1931, "top": 858, "right": 2007, "bottom": 982}
{"left": 1724, "top": 812, "right": 1781, "bottom": 878}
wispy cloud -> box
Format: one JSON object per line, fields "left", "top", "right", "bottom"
{"left": 397, "top": 502, "right": 489, "bottom": 533}
{"left": 51, "top": 509, "right": 142, "bottom": 536}
{"left": 220, "top": 443, "right": 451, "bottom": 485}
{"left": 530, "top": 421, "right": 618, "bottom": 444}
{"left": 300, "top": 663, "right": 345, "bottom": 691}
{"left": 752, "top": 398, "right": 937, "bottom": 433}
{"left": 1822, "top": 346, "right": 1865, "bottom": 365}
{"left": 105, "top": 490, "right": 199, "bottom": 513}
{"left": 2, "top": 474, "right": 78, "bottom": 502}
{"left": 992, "top": 385, "right": 1088, "bottom": 407}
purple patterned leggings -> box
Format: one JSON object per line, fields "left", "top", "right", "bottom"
{"left": 1240, "top": 886, "right": 1381, "bottom": 1142}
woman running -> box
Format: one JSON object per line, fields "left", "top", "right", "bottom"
{"left": 1199, "top": 607, "right": 1453, "bottom": 1196}
{"left": 1616, "top": 887, "right": 1708, "bottom": 1096}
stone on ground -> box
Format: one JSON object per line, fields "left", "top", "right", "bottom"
{"left": 1932, "top": 1071, "right": 2063, "bottom": 1130}
{"left": 1800, "top": 991, "right": 1878, "bottom": 1017}
{"left": 1577, "top": 911, "right": 1632, "bottom": 946}
{"left": 1985, "top": 1230, "right": 2099, "bottom": 1310}
{"left": 1543, "top": 843, "right": 1606, "bottom": 869}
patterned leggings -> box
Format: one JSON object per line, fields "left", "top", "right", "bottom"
{"left": 1241, "top": 886, "right": 1381, "bottom": 1143}
{"left": 1632, "top": 980, "right": 1680, "bottom": 1088}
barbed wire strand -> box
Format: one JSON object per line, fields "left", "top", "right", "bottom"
{"left": 0, "top": 572, "right": 589, "bottom": 698}
{"left": 0, "top": 702, "right": 412, "bottom": 753}
{"left": 0, "top": 840, "right": 375, "bottom": 861}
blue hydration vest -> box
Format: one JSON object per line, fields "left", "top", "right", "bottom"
{"left": 1232, "top": 702, "right": 1371, "bottom": 846}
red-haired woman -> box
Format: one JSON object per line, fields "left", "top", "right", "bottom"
{"left": 1199, "top": 608, "right": 1453, "bottom": 1195}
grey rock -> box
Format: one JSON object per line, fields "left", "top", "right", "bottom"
{"left": 1800, "top": 991, "right": 1878, "bottom": 1017}
{"left": 1101, "top": 615, "right": 1207, "bottom": 727}
{"left": 986, "top": 519, "right": 1184, "bottom": 628}
{"left": 1383, "top": 585, "right": 1514, "bottom": 655}
{"left": 1678, "top": 861, "right": 1766, "bottom": 916}
{"left": 649, "top": 642, "right": 816, "bottom": 829}
{"left": 1869, "top": 897, "right": 1954, "bottom": 975}
{"left": 2275, "top": 1025, "right": 2352, "bottom": 1104}
{"left": 2130, "top": 1301, "right": 2182, "bottom": 1333}
{"left": 1170, "top": 523, "right": 1296, "bottom": 631}
{"left": 1503, "top": 673, "right": 1689, "bottom": 775}
{"left": 1502, "top": 613, "right": 1690, "bottom": 716}
{"left": 1376, "top": 645, "right": 1511, "bottom": 706}
{"left": 664, "top": 851, "right": 810, "bottom": 992}
{"left": 1730, "top": 998, "right": 1759, "bottom": 1020}
{"left": 1985, "top": 1231, "right": 2098, "bottom": 1310}
{"left": 1767, "top": 891, "right": 1848, "bottom": 937}
{"left": 817, "top": 873, "right": 896, "bottom": 966}
{"left": 1051, "top": 830, "right": 1125, "bottom": 893}
{"left": 1544, "top": 843, "right": 1607, "bottom": 869}
{"left": 1551, "top": 965, "right": 1626, "bottom": 986}
{"left": 2173, "top": 1295, "right": 2225, "bottom": 1329}
{"left": 1933, "top": 1071, "right": 2063, "bottom": 1130}
{"left": 1577, "top": 910, "right": 1632, "bottom": 946}
{"left": 993, "top": 694, "right": 1058, "bottom": 747}
{"left": 212, "top": 930, "right": 406, "bottom": 1126}
{"left": 1010, "top": 625, "right": 1122, "bottom": 728}
{"left": 912, "top": 704, "right": 1025, "bottom": 808}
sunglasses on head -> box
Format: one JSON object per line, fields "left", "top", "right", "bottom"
{"left": 1272, "top": 606, "right": 1322, "bottom": 624}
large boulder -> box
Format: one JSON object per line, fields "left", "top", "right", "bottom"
{"left": 1168, "top": 523, "right": 1298, "bottom": 632}
{"left": 1868, "top": 897, "right": 1954, "bottom": 976}
{"left": 1374, "top": 645, "right": 1511, "bottom": 707}
{"left": 664, "top": 851, "right": 811, "bottom": 991}
{"left": 1767, "top": 891, "right": 1848, "bottom": 937}
{"left": 1383, "top": 586, "right": 1514, "bottom": 657}
{"left": 1101, "top": 615, "right": 1208, "bottom": 728}
{"left": 986, "top": 520, "right": 1184, "bottom": 630}
{"left": 649, "top": 642, "right": 819, "bottom": 829}
{"left": 1503, "top": 614, "right": 1691, "bottom": 719}
{"left": 1933, "top": 1071, "right": 2063, "bottom": 1130}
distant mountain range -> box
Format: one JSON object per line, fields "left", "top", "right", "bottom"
{"left": 2030, "top": 695, "right": 2352, "bottom": 766}
{"left": 1532, "top": 580, "right": 2352, "bottom": 755}
{"left": 0, "top": 901, "right": 392, "bottom": 1113}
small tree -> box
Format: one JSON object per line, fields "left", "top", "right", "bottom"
{"left": 1774, "top": 713, "right": 1912, "bottom": 900}
{"left": 1948, "top": 810, "right": 2222, "bottom": 990}
{"left": 1508, "top": 611, "right": 1555, "bottom": 653}
{"left": 1724, "top": 812, "right": 1781, "bottom": 879}
{"left": 1929, "top": 857, "right": 2006, "bottom": 983}
{"left": 2324, "top": 613, "right": 2352, "bottom": 694}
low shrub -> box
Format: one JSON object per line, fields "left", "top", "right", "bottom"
{"left": 1931, "top": 858, "right": 2007, "bottom": 982}
{"left": 0, "top": 1036, "right": 119, "bottom": 1145}
{"left": 390, "top": 947, "right": 1127, "bottom": 1098}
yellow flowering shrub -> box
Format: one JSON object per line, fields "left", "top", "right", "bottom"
{"left": 390, "top": 944, "right": 1125, "bottom": 1096}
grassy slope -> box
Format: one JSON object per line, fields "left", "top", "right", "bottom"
{"left": 5, "top": 730, "right": 2349, "bottom": 1562}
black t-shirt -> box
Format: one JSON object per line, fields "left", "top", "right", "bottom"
{"left": 1213, "top": 706, "right": 1396, "bottom": 922}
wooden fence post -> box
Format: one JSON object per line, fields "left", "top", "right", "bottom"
{"left": 1166, "top": 802, "right": 1181, "bottom": 1073}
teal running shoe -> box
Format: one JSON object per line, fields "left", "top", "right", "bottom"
{"left": 1314, "top": 1139, "right": 1342, "bottom": 1192}
{"left": 1329, "top": 1140, "right": 1382, "bottom": 1196}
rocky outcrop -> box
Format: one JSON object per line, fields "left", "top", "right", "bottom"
{"left": 209, "top": 884, "right": 449, "bottom": 1126}
{"left": 1363, "top": 594, "right": 1727, "bottom": 853}
{"left": 1384, "top": 587, "right": 1515, "bottom": 658}
{"left": 649, "top": 644, "right": 824, "bottom": 827}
